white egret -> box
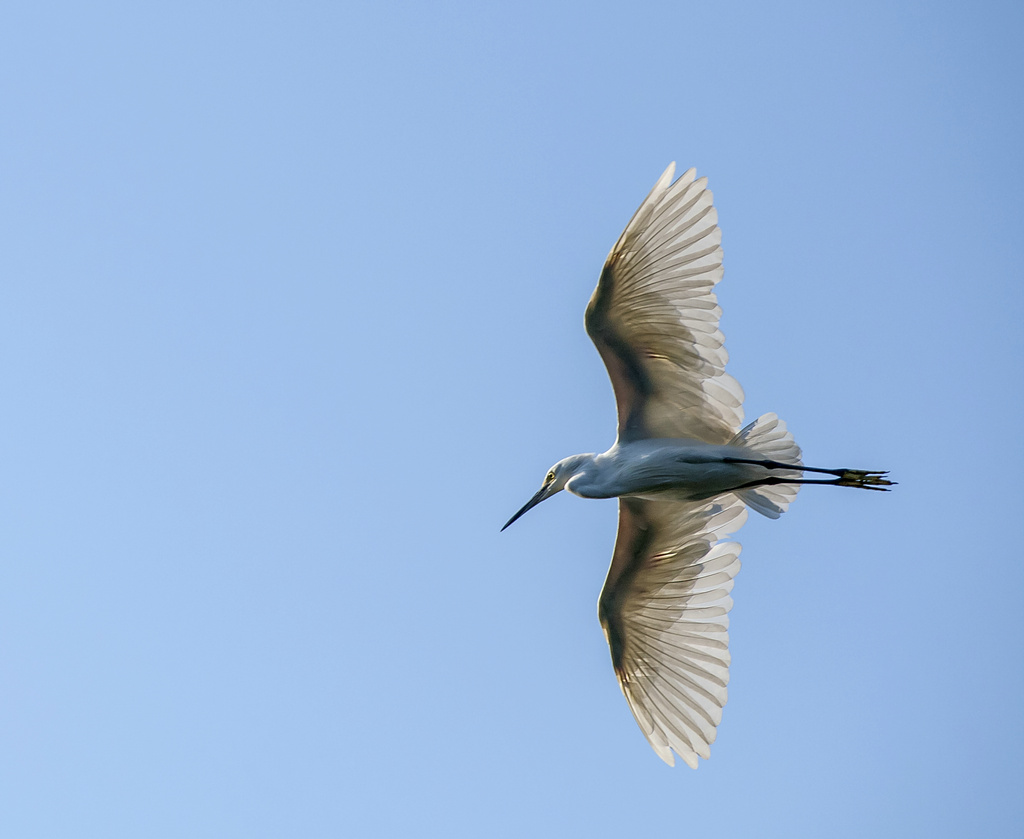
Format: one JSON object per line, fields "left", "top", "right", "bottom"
{"left": 502, "top": 164, "right": 892, "bottom": 768}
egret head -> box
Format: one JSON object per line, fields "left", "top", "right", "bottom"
{"left": 501, "top": 455, "right": 588, "bottom": 531}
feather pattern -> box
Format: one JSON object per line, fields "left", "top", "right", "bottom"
{"left": 585, "top": 164, "right": 743, "bottom": 444}
{"left": 598, "top": 494, "right": 747, "bottom": 767}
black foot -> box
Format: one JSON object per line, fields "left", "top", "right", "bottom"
{"left": 835, "top": 470, "right": 895, "bottom": 491}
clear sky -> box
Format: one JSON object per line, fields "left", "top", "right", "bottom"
{"left": 1, "top": 1, "right": 1022, "bottom": 837}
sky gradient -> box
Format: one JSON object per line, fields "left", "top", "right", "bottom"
{"left": 1, "top": 2, "right": 1022, "bottom": 837}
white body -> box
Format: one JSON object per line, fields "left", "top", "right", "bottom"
{"left": 566, "top": 439, "right": 775, "bottom": 501}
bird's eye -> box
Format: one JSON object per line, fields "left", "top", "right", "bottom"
{"left": 546, "top": 471, "right": 555, "bottom": 483}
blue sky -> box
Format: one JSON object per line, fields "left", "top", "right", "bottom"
{"left": 1, "top": 1, "right": 1022, "bottom": 836}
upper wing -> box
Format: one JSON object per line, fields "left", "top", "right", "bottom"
{"left": 598, "top": 494, "right": 748, "bottom": 768}
{"left": 585, "top": 164, "right": 744, "bottom": 444}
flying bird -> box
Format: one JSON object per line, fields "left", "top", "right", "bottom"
{"left": 502, "top": 164, "right": 892, "bottom": 768}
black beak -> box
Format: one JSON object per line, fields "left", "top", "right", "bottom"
{"left": 501, "top": 486, "right": 549, "bottom": 531}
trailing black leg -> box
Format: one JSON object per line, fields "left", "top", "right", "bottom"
{"left": 723, "top": 457, "right": 894, "bottom": 487}
{"left": 733, "top": 473, "right": 894, "bottom": 493}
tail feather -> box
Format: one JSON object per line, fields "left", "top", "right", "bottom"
{"left": 730, "top": 412, "right": 802, "bottom": 519}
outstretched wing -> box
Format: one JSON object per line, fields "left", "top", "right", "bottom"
{"left": 598, "top": 494, "right": 748, "bottom": 768}
{"left": 585, "top": 164, "right": 744, "bottom": 444}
